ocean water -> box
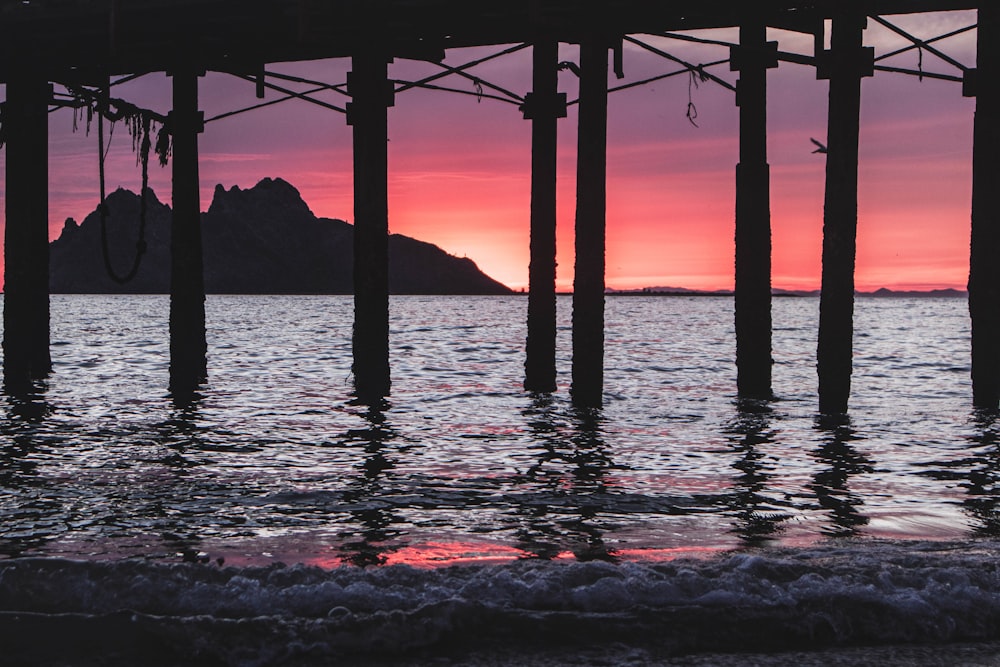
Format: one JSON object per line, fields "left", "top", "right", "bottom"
{"left": 3, "top": 294, "right": 1000, "bottom": 665}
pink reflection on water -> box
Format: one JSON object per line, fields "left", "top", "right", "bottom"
{"left": 303, "top": 541, "right": 533, "bottom": 568}
{"left": 299, "top": 541, "right": 727, "bottom": 569}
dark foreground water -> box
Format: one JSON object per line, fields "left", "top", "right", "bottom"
{"left": 3, "top": 294, "right": 1000, "bottom": 665}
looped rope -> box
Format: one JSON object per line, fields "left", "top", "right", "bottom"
{"left": 97, "top": 91, "right": 150, "bottom": 285}
{"left": 686, "top": 70, "right": 700, "bottom": 127}
{"left": 685, "top": 65, "right": 710, "bottom": 128}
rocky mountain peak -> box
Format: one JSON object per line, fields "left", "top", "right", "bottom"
{"left": 49, "top": 178, "right": 512, "bottom": 295}
{"left": 207, "top": 177, "right": 313, "bottom": 222}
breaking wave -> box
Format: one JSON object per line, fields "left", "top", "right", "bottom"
{"left": 4, "top": 540, "right": 1000, "bottom": 665}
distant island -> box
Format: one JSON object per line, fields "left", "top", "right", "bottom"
{"left": 606, "top": 287, "right": 967, "bottom": 297}
{"left": 49, "top": 177, "right": 513, "bottom": 295}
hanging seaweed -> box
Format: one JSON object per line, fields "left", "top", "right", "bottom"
{"left": 155, "top": 124, "right": 171, "bottom": 166}
{"left": 64, "top": 83, "right": 169, "bottom": 169}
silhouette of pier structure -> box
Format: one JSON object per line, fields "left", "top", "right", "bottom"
{"left": 0, "top": 0, "right": 993, "bottom": 413}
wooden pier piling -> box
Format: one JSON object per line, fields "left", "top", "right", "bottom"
{"left": 168, "top": 68, "right": 208, "bottom": 395}
{"left": 816, "top": 10, "right": 872, "bottom": 415}
{"left": 733, "top": 21, "right": 777, "bottom": 400}
{"left": 524, "top": 38, "right": 563, "bottom": 393}
{"left": 570, "top": 38, "right": 609, "bottom": 408}
{"left": 969, "top": 6, "right": 1000, "bottom": 409}
{"left": 348, "top": 52, "right": 393, "bottom": 404}
{"left": 2, "top": 72, "right": 52, "bottom": 390}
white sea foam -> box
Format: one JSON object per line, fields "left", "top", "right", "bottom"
{"left": 3, "top": 540, "right": 1000, "bottom": 665}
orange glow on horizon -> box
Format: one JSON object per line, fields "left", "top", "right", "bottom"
{"left": 0, "top": 18, "right": 982, "bottom": 294}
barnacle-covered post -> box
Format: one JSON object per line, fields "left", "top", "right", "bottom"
{"left": 348, "top": 50, "right": 393, "bottom": 404}
{"left": 3, "top": 70, "right": 52, "bottom": 391}
{"left": 168, "top": 66, "right": 208, "bottom": 396}
{"left": 816, "top": 8, "right": 872, "bottom": 414}
{"left": 969, "top": 6, "right": 1000, "bottom": 409}
{"left": 733, "top": 20, "right": 778, "bottom": 400}
{"left": 571, "top": 37, "right": 609, "bottom": 408}
{"left": 524, "top": 37, "right": 565, "bottom": 393}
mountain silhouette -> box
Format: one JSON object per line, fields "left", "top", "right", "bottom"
{"left": 49, "top": 177, "right": 512, "bottom": 295}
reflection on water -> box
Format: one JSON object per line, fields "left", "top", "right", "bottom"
{"left": 153, "top": 397, "right": 212, "bottom": 561}
{"left": 336, "top": 405, "right": 402, "bottom": 567}
{"left": 1, "top": 382, "right": 54, "bottom": 558}
{"left": 0, "top": 295, "right": 992, "bottom": 564}
{"left": 518, "top": 398, "right": 619, "bottom": 561}
{"left": 4, "top": 380, "right": 52, "bottom": 424}
{"left": 723, "top": 399, "right": 790, "bottom": 545}
{"left": 811, "top": 415, "right": 873, "bottom": 536}
{"left": 963, "top": 410, "right": 1000, "bottom": 536}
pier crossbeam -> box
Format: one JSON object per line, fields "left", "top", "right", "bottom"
{"left": 0, "top": 2, "right": 979, "bottom": 80}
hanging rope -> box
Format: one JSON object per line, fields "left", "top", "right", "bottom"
{"left": 62, "top": 83, "right": 167, "bottom": 284}
{"left": 686, "top": 70, "right": 699, "bottom": 127}
{"left": 97, "top": 91, "right": 150, "bottom": 285}
{"left": 685, "top": 64, "right": 710, "bottom": 128}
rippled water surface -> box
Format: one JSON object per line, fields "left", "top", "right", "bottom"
{"left": 1, "top": 294, "right": 995, "bottom": 566}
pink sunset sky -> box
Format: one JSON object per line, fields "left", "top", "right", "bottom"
{"left": 0, "top": 10, "right": 981, "bottom": 292}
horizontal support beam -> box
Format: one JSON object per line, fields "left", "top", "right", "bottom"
{"left": 0, "top": 1, "right": 980, "bottom": 77}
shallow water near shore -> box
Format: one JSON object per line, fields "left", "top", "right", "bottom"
{"left": 3, "top": 294, "right": 1000, "bottom": 663}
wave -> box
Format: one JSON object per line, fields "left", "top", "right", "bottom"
{"left": 3, "top": 540, "right": 1000, "bottom": 665}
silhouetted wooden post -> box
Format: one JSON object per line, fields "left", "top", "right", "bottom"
{"left": 816, "top": 11, "right": 873, "bottom": 414}
{"left": 169, "top": 67, "right": 208, "bottom": 395}
{"left": 733, "top": 21, "right": 777, "bottom": 399}
{"left": 524, "top": 38, "right": 565, "bottom": 392}
{"left": 969, "top": 6, "right": 1000, "bottom": 409}
{"left": 571, "top": 39, "right": 608, "bottom": 408}
{"left": 348, "top": 51, "right": 393, "bottom": 403}
{"left": 3, "top": 73, "right": 52, "bottom": 390}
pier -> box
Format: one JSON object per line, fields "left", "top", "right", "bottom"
{"left": 0, "top": 0, "right": 991, "bottom": 412}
